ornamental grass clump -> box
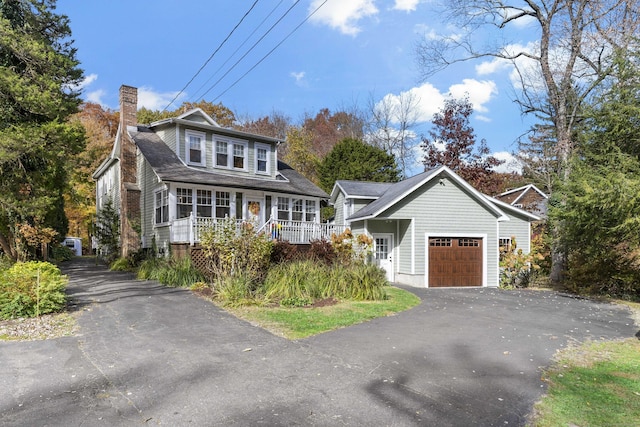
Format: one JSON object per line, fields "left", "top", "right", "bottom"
{"left": 0, "top": 261, "right": 67, "bottom": 319}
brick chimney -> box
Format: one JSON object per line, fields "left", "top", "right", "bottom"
{"left": 119, "top": 85, "right": 141, "bottom": 257}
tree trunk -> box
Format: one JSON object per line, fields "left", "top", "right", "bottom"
{"left": 0, "top": 231, "right": 17, "bottom": 262}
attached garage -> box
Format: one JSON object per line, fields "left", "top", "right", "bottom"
{"left": 428, "top": 237, "right": 483, "bottom": 287}
{"left": 330, "top": 165, "right": 540, "bottom": 288}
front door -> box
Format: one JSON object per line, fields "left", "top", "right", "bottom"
{"left": 247, "top": 199, "right": 263, "bottom": 228}
{"left": 374, "top": 234, "right": 394, "bottom": 282}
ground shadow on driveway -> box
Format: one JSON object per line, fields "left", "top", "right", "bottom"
{"left": 0, "top": 258, "right": 637, "bottom": 426}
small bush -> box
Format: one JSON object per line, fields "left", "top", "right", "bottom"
{"left": 110, "top": 257, "right": 132, "bottom": 271}
{"left": 280, "top": 296, "right": 312, "bottom": 307}
{"left": 308, "top": 238, "right": 337, "bottom": 265}
{"left": 270, "top": 240, "right": 300, "bottom": 264}
{"left": 137, "top": 256, "right": 205, "bottom": 288}
{"left": 213, "top": 273, "right": 263, "bottom": 307}
{"left": 50, "top": 245, "right": 74, "bottom": 262}
{"left": 0, "top": 261, "right": 68, "bottom": 319}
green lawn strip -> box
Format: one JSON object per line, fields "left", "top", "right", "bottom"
{"left": 228, "top": 286, "right": 421, "bottom": 340}
{"left": 531, "top": 339, "right": 640, "bottom": 427}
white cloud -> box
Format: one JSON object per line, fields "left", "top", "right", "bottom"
{"left": 86, "top": 89, "right": 106, "bottom": 106}
{"left": 378, "top": 78, "right": 498, "bottom": 125}
{"left": 393, "top": 0, "right": 421, "bottom": 12}
{"left": 448, "top": 79, "right": 498, "bottom": 113}
{"left": 138, "top": 87, "right": 184, "bottom": 110}
{"left": 77, "top": 73, "right": 98, "bottom": 90}
{"left": 309, "top": 0, "right": 378, "bottom": 36}
{"left": 491, "top": 151, "right": 523, "bottom": 174}
{"left": 290, "top": 71, "right": 307, "bottom": 86}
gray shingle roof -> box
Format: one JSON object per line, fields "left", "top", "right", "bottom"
{"left": 335, "top": 180, "right": 394, "bottom": 198}
{"left": 132, "top": 126, "right": 328, "bottom": 199}
{"left": 347, "top": 169, "right": 439, "bottom": 220}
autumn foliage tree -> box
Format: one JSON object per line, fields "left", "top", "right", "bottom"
{"left": 421, "top": 97, "right": 503, "bottom": 194}
{"left": 66, "top": 103, "right": 118, "bottom": 244}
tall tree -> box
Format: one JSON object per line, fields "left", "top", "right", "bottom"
{"left": 281, "top": 126, "right": 320, "bottom": 184}
{"left": 0, "top": 0, "right": 84, "bottom": 260}
{"left": 367, "top": 91, "right": 421, "bottom": 178}
{"left": 422, "top": 97, "right": 503, "bottom": 194}
{"left": 552, "top": 51, "right": 640, "bottom": 297}
{"left": 237, "top": 111, "right": 290, "bottom": 140}
{"left": 415, "top": 0, "right": 640, "bottom": 281}
{"left": 66, "top": 102, "right": 118, "bottom": 243}
{"left": 302, "top": 108, "right": 366, "bottom": 158}
{"left": 318, "top": 138, "right": 400, "bottom": 194}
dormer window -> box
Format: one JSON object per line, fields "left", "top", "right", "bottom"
{"left": 215, "top": 137, "right": 247, "bottom": 171}
{"left": 186, "top": 130, "right": 206, "bottom": 166}
{"left": 255, "top": 143, "right": 270, "bottom": 174}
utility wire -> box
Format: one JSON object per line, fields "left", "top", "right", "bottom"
{"left": 190, "top": 0, "right": 285, "bottom": 102}
{"left": 161, "top": 0, "right": 261, "bottom": 112}
{"left": 198, "top": 0, "right": 302, "bottom": 100}
{"left": 211, "top": 0, "right": 328, "bottom": 103}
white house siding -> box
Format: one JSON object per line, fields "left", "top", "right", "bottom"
{"left": 498, "top": 211, "right": 532, "bottom": 254}
{"left": 97, "top": 163, "right": 121, "bottom": 213}
{"left": 381, "top": 176, "right": 501, "bottom": 286}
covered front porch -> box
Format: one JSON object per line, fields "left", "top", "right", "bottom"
{"left": 168, "top": 213, "right": 347, "bottom": 245}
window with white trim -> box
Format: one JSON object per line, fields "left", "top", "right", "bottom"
{"left": 155, "top": 189, "right": 169, "bottom": 224}
{"left": 215, "top": 140, "right": 228, "bottom": 167}
{"left": 277, "top": 197, "right": 290, "bottom": 220}
{"left": 197, "top": 189, "right": 212, "bottom": 217}
{"left": 215, "top": 191, "right": 230, "bottom": 218}
{"left": 215, "top": 138, "right": 248, "bottom": 170}
{"left": 186, "top": 131, "right": 206, "bottom": 166}
{"left": 292, "top": 199, "right": 303, "bottom": 221}
{"left": 305, "top": 200, "right": 316, "bottom": 222}
{"left": 255, "top": 143, "right": 270, "bottom": 174}
{"left": 233, "top": 143, "right": 246, "bottom": 169}
{"left": 177, "top": 188, "right": 193, "bottom": 219}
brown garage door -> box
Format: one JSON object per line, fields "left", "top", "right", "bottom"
{"left": 429, "top": 237, "right": 482, "bottom": 287}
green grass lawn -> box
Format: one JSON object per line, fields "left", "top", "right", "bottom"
{"left": 225, "top": 286, "right": 421, "bottom": 339}
{"left": 530, "top": 337, "right": 640, "bottom": 426}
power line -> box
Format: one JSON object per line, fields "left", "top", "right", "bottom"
{"left": 211, "top": 0, "right": 329, "bottom": 103}
{"left": 198, "top": 0, "right": 302, "bottom": 100}
{"left": 161, "top": 0, "right": 261, "bottom": 112}
{"left": 190, "top": 0, "right": 285, "bottom": 102}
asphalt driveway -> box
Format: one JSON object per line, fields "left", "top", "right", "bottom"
{"left": 0, "top": 258, "right": 637, "bottom": 426}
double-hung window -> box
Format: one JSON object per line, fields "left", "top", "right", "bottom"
{"left": 305, "top": 200, "right": 316, "bottom": 222}
{"left": 255, "top": 143, "right": 270, "bottom": 174}
{"left": 292, "top": 199, "right": 304, "bottom": 221}
{"left": 155, "top": 189, "right": 169, "bottom": 224}
{"left": 215, "top": 191, "right": 230, "bottom": 218}
{"left": 233, "top": 143, "right": 246, "bottom": 169}
{"left": 216, "top": 140, "right": 228, "bottom": 167}
{"left": 215, "top": 138, "right": 247, "bottom": 170}
{"left": 186, "top": 131, "right": 205, "bottom": 166}
{"left": 176, "top": 188, "right": 193, "bottom": 219}
{"left": 277, "top": 197, "right": 290, "bottom": 221}
{"left": 197, "top": 190, "right": 212, "bottom": 217}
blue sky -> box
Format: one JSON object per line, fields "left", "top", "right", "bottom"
{"left": 57, "top": 0, "right": 537, "bottom": 174}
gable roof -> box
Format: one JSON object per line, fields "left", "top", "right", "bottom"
{"left": 330, "top": 180, "right": 394, "bottom": 203}
{"left": 487, "top": 196, "right": 541, "bottom": 221}
{"left": 347, "top": 166, "right": 509, "bottom": 222}
{"left": 132, "top": 126, "right": 328, "bottom": 199}
{"left": 496, "top": 184, "right": 548, "bottom": 205}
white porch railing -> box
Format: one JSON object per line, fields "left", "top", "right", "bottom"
{"left": 170, "top": 213, "right": 347, "bottom": 245}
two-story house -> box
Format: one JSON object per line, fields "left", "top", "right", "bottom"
{"left": 93, "top": 85, "right": 330, "bottom": 258}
